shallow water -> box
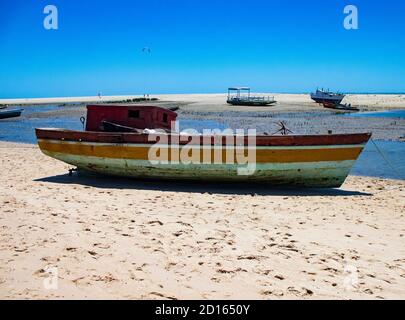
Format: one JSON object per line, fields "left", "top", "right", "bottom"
{"left": 0, "top": 108, "right": 226, "bottom": 144}
{"left": 0, "top": 107, "right": 404, "bottom": 180}
{"left": 0, "top": 105, "right": 82, "bottom": 144}
{"left": 275, "top": 109, "right": 405, "bottom": 119}
{"left": 345, "top": 109, "right": 405, "bottom": 119}
{"left": 350, "top": 141, "right": 405, "bottom": 180}
{"left": 178, "top": 119, "right": 227, "bottom": 132}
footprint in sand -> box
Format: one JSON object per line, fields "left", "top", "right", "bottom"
{"left": 261, "top": 289, "right": 284, "bottom": 297}
{"left": 148, "top": 292, "right": 177, "bottom": 300}
{"left": 287, "top": 286, "right": 314, "bottom": 297}
{"left": 147, "top": 220, "right": 164, "bottom": 226}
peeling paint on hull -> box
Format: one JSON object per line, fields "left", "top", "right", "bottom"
{"left": 39, "top": 144, "right": 361, "bottom": 188}
{"left": 36, "top": 128, "right": 371, "bottom": 188}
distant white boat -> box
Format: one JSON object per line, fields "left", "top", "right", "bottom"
{"left": 310, "top": 88, "right": 345, "bottom": 104}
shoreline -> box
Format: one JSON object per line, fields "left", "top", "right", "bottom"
{"left": 1, "top": 93, "right": 405, "bottom": 110}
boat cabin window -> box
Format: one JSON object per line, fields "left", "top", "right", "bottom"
{"left": 163, "top": 113, "right": 168, "bottom": 123}
{"left": 128, "top": 110, "right": 140, "bottom": 118}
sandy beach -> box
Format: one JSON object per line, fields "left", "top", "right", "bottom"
{"left": 0, "top": 141, "right": 404, "bottom": 299}
{"left": 2, "top": 93, "right": 405, "bottom": 111}
{"left": 155, "top": 93, "right": 405, "bottom": 112}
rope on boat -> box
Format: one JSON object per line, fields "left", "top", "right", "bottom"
{"left": 80, "top": 117, "right": 86, "bottom": 130}
{"left": 371, "top": 139, "right": 403, "bottom": 180}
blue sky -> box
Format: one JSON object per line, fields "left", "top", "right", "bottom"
{"left": 0, "top": 0, "right": 404, "bottom": 98}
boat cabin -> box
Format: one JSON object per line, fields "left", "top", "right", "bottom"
{"left": 85, "top": 104, "right": 177, "bottom": 132}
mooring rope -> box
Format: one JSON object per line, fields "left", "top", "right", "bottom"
{"left": 371, "top": 139, "right": 403, "bottom": 180}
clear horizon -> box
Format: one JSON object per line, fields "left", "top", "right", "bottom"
{"left": 1, "top": 0, "right": 404, "bottom": 99}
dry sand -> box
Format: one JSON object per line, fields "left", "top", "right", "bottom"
{"left": 0, "top": 141, "right": 404, "bottom": 300}
{"left": 2, "top": 93, "right": 405, "bottom": 111}
{"left": 155, "top": 93, "right": 405, "bottom": 112}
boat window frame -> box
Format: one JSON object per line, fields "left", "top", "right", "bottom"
{"left": 128, "top": 110, "right": 140, "bottom": 119}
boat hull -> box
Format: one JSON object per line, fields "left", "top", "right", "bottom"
{"left": 42, "top": 151, "right": 357, "bottom": 187}
{"left": 227, "top": 100, "right": 277, "bottom": 106}
{"left": 323, "top": 103, "right": 359, "bottom": 112}
{"left": 311, "top": 97, "right": 344, "bottom": 104}
{"left": 0, "top": 109, "right": 23, "bottom": 119}
{"left": 36, "top": 129, "right": 371, "bottom": 188}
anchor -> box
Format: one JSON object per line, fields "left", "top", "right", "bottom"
{"left": 271, "top": 121, "right": 293, "bottom": 136}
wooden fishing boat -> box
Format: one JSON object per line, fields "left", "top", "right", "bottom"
{"left": 35, "top": 104, "right": 371, "bottom": 188}
{"left": 323, "top": 102, "right": 359, "bottom": 112}
{"left": 0, "top": 108, "right": 23, "bottom": 119}
{"left": 310, "top": 88, "right": 345, "bottom": 104}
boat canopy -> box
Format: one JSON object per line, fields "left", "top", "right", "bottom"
{"left": 228, "top": 87, "right": 250, "bottom": 91}
{"left": 228, "top": 87, "right": 251, "bottom": 98}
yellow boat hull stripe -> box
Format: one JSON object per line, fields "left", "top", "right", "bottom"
{"left": 38, "top": 140, "right": 364, "bottom": 164}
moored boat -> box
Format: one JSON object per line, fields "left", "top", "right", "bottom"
{"left": 323, "top": 101, "right": 359, "bottom": 112}
{"left": 227, "top": 87, "right": 277, "bottom": 106}
{"left": 310, "top": 88, "right": 345, "bottom": 104}
{"left": 35, "top": 104, "right": 371, "bottom": 188}
{"left": 0, "top": 108, "right": 23, "bottom": 119}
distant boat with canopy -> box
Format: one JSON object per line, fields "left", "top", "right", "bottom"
{"left": 227, "top": 87, "right": 277, "bottom": 106}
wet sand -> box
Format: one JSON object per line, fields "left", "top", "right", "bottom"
{"left": 2, "top": 93, "right": 405, "bottom": 110}
{"left": 0, "top": 141, "right": 404, "bottom": 299}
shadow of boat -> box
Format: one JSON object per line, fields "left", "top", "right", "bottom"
{"left": 34, "top": 174, "right": 372, "bottom": 197}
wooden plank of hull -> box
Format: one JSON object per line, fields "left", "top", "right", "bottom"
{"left": 38, "top": 140, "right": 364, "bottom": 163}
{"left": 35, "top": 129, "right": 372, "bottom": 147}
{"left": 311, "top": 97, "right": 344, "bottom": 104}
{"left": 37, "top": 140, "right": 366, "bottom": 187}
